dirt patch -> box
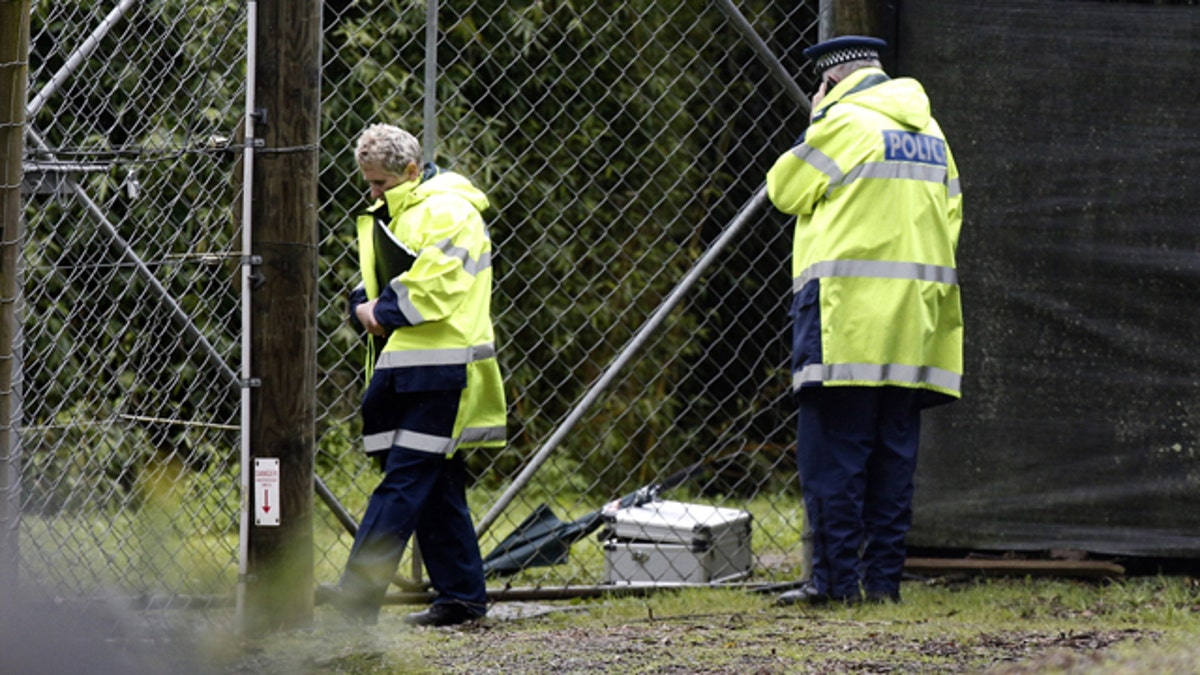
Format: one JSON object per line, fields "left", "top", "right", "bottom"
{"left": 412, "top": 611, "right": 1162, "bottom": 674}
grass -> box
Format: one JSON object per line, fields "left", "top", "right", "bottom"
{"left": 13, "top": 473, "right": 1199, "bottom": 673}
{"left": 190, "top": 574, "right": 1200, "bottom": 674}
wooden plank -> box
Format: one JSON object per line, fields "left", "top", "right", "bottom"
{"left": 905, "top": 557, "right": 1125, "bottom": 578}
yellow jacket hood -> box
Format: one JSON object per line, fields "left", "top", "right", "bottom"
{"left": 818, "top": 68, "right": 932, "bottom": 131}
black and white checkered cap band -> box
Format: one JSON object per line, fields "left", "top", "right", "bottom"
{"left": 815, "top": 48, "right": 880, "bottom": 73}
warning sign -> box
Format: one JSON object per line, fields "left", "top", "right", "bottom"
{"left": 254, "top": 458, "right": 280, "bottom": 527}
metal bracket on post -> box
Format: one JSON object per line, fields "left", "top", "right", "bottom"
{"left": 248, "top": 108, "right": 267, "bottom": 149}
{"left": 242, "top": 254, "right": 265, "bottom": 290}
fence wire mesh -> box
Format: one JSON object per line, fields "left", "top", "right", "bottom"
{"left": 5, "top": 0, "right": 821, "bottom": 625}
{"left": 11, "top": 0, "right": 248, "bottom": 622}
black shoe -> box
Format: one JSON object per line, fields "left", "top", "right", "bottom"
{"left": 776, "top": 582, "right": 831, "bottom": 607}
{"left": 315, "top": 583, "right": 379, "bottom": 625}
{"left": 403, "top": 603, "right": 482, "bottom": 627}
{"left": 776, "top": 582, "right": 860, "bottom": 607}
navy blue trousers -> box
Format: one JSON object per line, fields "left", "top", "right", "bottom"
{"left": 795, "top": 386, "right": 921, "bottom": 600}
{"left": 340, "top": 448, "right": 488, "bottom": 619}
{"left": 340, "top": 390, "right": 488, "bottom": 620}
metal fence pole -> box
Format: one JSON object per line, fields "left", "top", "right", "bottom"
{"left": 0, "top": 0, "right": 33, "bottom": 596}
{"left": 24, "top": 0, "right": 138, "bottom": 119}
{"left": 421, "top": 0, "right": 438, "bottom": 166}
{"left": 714, "top": 0, "right": 810, "bottom": 115}
{"left": 236, "top": 0, "right": 260, "bottom": 627}
{"left": 475, "top": 2, "right": 819, "bottom": 558}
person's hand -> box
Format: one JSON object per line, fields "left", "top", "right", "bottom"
{"left": 355, "top": 299, "right": 387, "bottom": 337}
{"left": 810, "top": 81, "right": 827, "bottom": 119}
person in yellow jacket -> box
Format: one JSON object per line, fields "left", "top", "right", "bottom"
{"left": 767, "top": 37, "right": 963, "bottom": 606}
{"left": 319, "top": 123, "right": 506, "bottom": 627}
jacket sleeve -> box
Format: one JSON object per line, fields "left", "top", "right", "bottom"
{"left": 348, "top": 284, "right": 368, "bottom": 331}
{"left": 372, "top": 194, "right": 486, "bottom": 328}
{"left": 766, "top": 123, "right": 836, "bottom": 217}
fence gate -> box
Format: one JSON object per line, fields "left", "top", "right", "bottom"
{"left": 5, "top": 0, "right": 250, "bottom": 634}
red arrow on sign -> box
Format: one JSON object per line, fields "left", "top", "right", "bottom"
{"left": 262, "top": 489, "right": 271, "bottom": 513}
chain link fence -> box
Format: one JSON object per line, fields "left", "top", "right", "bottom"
{"left": 9, "top": 1, "right": 248, "bottom": 624}
{"left": 4, "top": 0, "right": 820, "bottom": 627}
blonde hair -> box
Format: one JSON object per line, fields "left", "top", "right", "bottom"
{"left": 355, "top": 123, "right": 421, "bottom": 176}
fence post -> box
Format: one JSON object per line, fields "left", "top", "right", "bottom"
{"left": 241, "top": 0, "right": 322, "bottom": 634}
{"left": 0, "top": 0, "right": 32, "bottom": 598}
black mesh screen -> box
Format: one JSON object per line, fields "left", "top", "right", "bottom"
{"left": 899, "top": 0, "right": 1200, "bottom": 558}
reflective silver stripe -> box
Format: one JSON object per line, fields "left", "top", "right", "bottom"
{"left": 465, "top": 250, "right": 492, "bottom": 276}
{"left": 362, "top": 426, "right": 504, "bottom": 454}
{"left": 436, "top": 238, "right": 492, "bottom": 277}
{"left": 458, "top": 425, "right": 506, "bottom": 446}
{"left": 390, "top": 282, "right": 426, "bottom": 325}
{"left": 362, "top": 429, "right": 455, "bottom": 455}
{"left": 836, "top": 161, "right": 947, "bottom": 191}
{"left": 948, "top": 176, "right": 961, "bottom": 198}
{"left": 394, "top": 429, "right": 456, "bottom": 454}
{"left": 437, "top": 237, "right": 469, "bottom": 266}
{"left": 789, "top": 144, "right": 844, "bottom": 184}
{"left": 375, "top": 343, "right": 497, "bottom": 369}
{"left": 793, "top": 362, "right": 961, "bottom": 392}
{"left": 362, "top": 431, "right": 394, "bottom": 453}
{"left": 793, "top": 259, "right": 957, "bottom": 293}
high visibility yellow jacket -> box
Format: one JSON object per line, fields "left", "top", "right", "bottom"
{"left": 767, "top": 68, "right": 963, "bottom": 403}
{"left": 353, "top": 167, "right": 506, "bottom": 454}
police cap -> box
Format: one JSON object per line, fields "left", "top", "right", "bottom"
{"left": 803, "top": 35, "right": 887, "bottom": 75}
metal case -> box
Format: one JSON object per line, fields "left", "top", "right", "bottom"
{"left": 600, "top": 499, "right": 753, "bottom": 585}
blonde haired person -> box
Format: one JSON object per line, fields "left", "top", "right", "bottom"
{"left": 319, "top": 123, "right": 506, "bottom": 627}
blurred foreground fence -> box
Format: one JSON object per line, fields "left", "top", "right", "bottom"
{"left": 1, "top": 0, "right": 822, "bottom": 628}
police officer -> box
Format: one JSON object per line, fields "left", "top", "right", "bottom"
{"left": 767, "top": 37, "right": 963, "bottom": 605}
{"left": 319, "top": 123, "right": 506, "bottom": 626}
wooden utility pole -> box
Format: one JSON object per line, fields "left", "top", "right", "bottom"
{"left": 819, "top": 0, "right": 897, "bottom": 70}
{"left": 242, "top": 0, "right": 322, "bottom": 634}
{"left": 0, "top": 0, "right": 32, "bottom": 598}
{"left": 826, "top": 0, "right": 885, "bottom": 38}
